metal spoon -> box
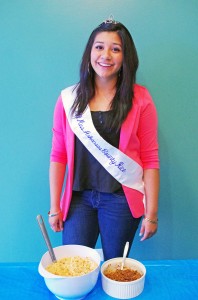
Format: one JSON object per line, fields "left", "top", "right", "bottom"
{"left": 121, "top": 241, "right": 129, "bottom": 270}
{"left": 36, "top": 214, "right": 57, "bottom": 263}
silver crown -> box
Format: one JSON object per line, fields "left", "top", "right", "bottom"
{"left": 103, "top": 15, "right": 119, "bottom": 24}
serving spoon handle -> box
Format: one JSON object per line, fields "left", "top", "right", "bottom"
{"left": 36, "top": 214, "right": 57, "bottom": 263}
{"left": 121, "top": 241, "right": 129, "bottom": 270}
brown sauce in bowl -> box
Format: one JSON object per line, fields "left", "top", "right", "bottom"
{"left": 104, "top": 265, "right": 142, "bottom": 282}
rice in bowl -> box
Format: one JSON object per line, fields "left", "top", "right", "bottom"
{"left": 46, "top": 256, "right": 98, "bottom": 276}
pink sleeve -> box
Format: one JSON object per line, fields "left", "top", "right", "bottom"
{"left": 137, "top": 89, "right": 160, "bottom": 169}
{"left": 50, "top": 96, "right": 67, "bottom": 164}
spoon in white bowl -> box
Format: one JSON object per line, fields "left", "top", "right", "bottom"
{"left": 121, "top": 241, "right": 129, "bottom": 270}
{"left": 37, "top": 214, "right": 57, "bottom": 263}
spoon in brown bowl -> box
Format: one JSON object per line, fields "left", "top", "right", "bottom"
{"left": 36, "top": 214, "right": 57, "bottom": 263}
{"left": 121, "top": 241, "right": 129, "bottom": 270}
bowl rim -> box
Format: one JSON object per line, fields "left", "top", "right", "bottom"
{"left": 101, "top": 257, "right": 146, "bottom": 285}
{"left": 39, "top": 244, "right": 101, "bottom": 279}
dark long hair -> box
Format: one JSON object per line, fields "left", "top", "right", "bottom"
{"left": 72, "top": 21, "right": 139, "bottom": 131}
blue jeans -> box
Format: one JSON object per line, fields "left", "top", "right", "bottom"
{"left": 62, "top": 190, "right": 141, "bottom": 260}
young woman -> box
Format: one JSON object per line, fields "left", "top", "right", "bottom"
{"left": 48, "top": 17, "right": 160, "bottom": 260}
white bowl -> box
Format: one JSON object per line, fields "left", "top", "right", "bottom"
{"left": 101, "top": 257, "right": 146, "bottom": 299}
{"left": 38, "top": 245, "right": 101, "bottom": 300}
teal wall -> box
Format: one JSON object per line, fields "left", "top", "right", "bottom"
{"left": 0, "top": 0, "right": 197, "bottom": 262}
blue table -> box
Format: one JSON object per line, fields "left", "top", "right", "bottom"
{"left": 0, "top": 260, "right": 197, "bottom": 299}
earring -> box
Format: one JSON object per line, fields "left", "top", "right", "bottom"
{"left": 88, "top": 62, "right": 90, "bottom": 74}
{"left": 118, "top": 67, "right": 122, "bottom": 77}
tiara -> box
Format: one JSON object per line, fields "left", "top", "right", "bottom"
{"left": 103, "top": 15, "right": 119, "bottom": 24}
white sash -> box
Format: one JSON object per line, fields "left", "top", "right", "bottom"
{"left": 61, "top": 85, "right": 144, "bottom": 194}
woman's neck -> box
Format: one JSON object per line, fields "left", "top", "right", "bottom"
{"left": 94, "top": 76, "right": 117, "bottom": 94}
{"left": 89, "top": 78, "right": 116, "bottom": 111}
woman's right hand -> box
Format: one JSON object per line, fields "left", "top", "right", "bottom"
{"left": 49, "top": 211, "right": 63, "bottom": 232}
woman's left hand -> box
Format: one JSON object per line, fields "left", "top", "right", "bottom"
{"left": 139, "top": 218, "right": 158, "bottom": 241}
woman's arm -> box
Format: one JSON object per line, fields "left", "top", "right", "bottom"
{"left": 48, "top": 161, "right": 66, "bottom": 232}
{"left": 49, "top": 96, "right": 67, "bottom": 231}
{"left": 136, "top": 88, "right": 160, "bottom": 240}
{"left": 139, "top": 168, "right": 160, "bottom": 241}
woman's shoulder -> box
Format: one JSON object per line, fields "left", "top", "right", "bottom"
{"left": 53, "top": 83, "right": 78, "bottom": 118}
{"left": 59, "top": 83, "right": 78, "bottom": 105}
{"left": 133, "top": 84, "right": 154, "bottom": 105}
{"left": 134, "top": 83, "right": 150, "bottom": 97}
{"left": 61, "top": 83, "right": 78, "bottom": 95}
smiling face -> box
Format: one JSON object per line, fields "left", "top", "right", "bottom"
{"left": 90, "top": 31, "right": 123, "bottom": 83}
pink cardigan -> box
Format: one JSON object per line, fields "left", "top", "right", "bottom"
{"left": 50, "top": 84, "right": 160, "bottom": 219}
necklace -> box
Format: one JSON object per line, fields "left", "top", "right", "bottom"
{"left": 91, "top": 88, "right": 116, "bottom": 111}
